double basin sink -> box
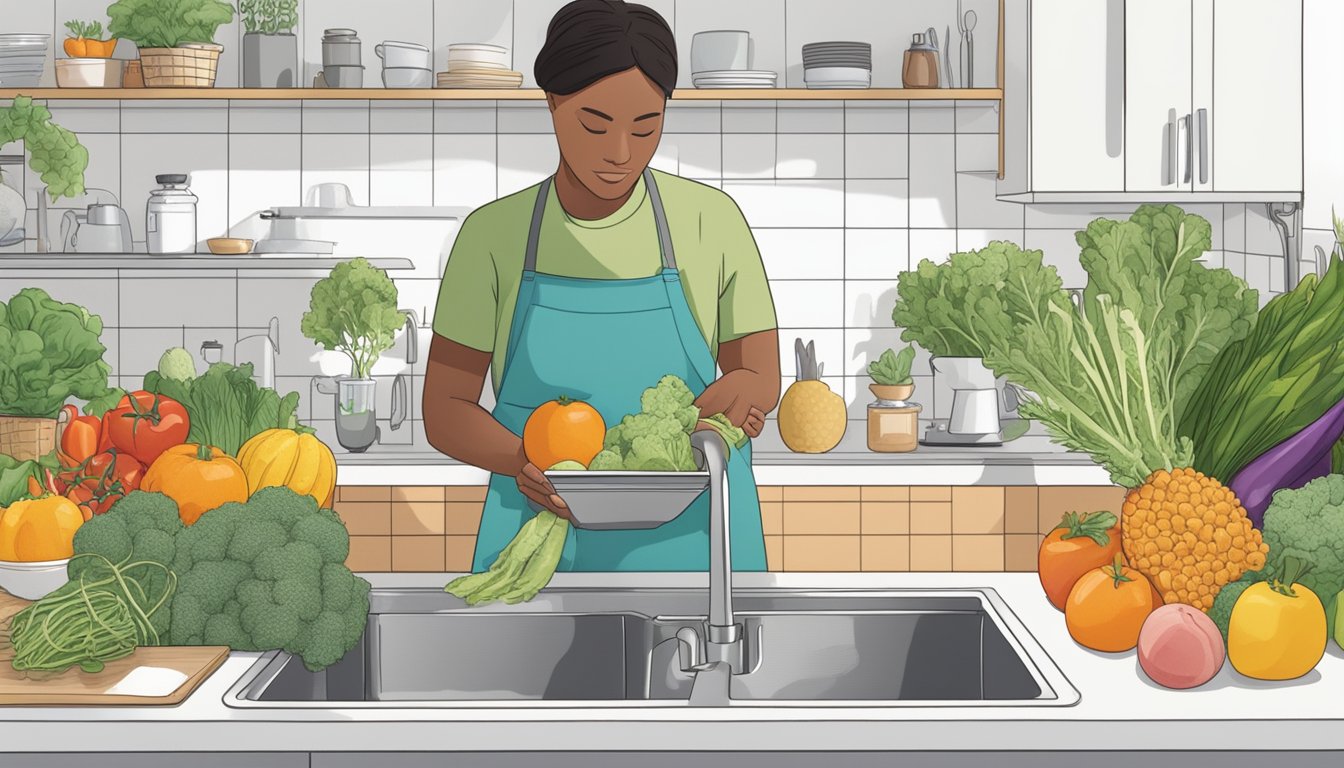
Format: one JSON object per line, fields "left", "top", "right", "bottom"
{"left": 226, "top": 587, "right": 1078, "bottom": 707}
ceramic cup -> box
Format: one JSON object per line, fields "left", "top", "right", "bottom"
{"left": 691, "top": 30, "right": 750, "bottom": 73}
{"left": 375, "top": 41, "right": 431, "bottom": 70}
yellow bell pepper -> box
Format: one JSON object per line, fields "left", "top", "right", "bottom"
{"left": 1228, "top": 557, "right": 1327, "bottom": 680}
{"left": 0, "top": 495, "right": 84, "bottom": 562}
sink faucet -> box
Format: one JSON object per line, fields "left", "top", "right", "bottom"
{"left": 686, "top": 431, "right": 743, "bottom": 704}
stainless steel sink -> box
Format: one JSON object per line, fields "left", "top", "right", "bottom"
{"left": 225, "top": 588, "right": 1078, "bottom": 708}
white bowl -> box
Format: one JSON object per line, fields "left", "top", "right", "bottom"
{"left": 375, "top": 40, "right": 430, "bottom": 70}
{"left": 0, "top": 558, "right": 70, "bottom": 600}
{"left": 804, "top": 66, "right": 873, "bottom": 84}
{"left": 691, "top": 30, "right": 750, "bottom": 73}
{"left": 55, "top": 58, "right": 125, "bottom": 88}
{"left": 446, "top": 43, "right": 510, "bottom": 70}
{"left": 381, "top": 66, "right": 433, "bottom": 88}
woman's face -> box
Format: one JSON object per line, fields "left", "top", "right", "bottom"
{"left": 548, "top": 67, "right": 667, "bottom": 202}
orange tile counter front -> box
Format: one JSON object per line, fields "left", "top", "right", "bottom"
{"left": 333, "top": 484, "right": 1126, "bottom": 573}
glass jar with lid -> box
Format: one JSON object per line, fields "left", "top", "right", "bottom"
{"left": 867, "top": 383, "right": 922, "bottom": 453}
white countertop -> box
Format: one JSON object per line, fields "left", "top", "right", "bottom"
{"left": 0, "top": 572, "right": 1339, "bottom": 754}
{"left": 335, "top": 422, "right": 1113, "bottom": 486}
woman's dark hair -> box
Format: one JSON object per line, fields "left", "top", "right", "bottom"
{"left": 535, "top": 0, "right": 678, "bottom": 97}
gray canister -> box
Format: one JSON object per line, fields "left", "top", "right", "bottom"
{"left": 322, "top": 28, "right": 362, "bottom": 67}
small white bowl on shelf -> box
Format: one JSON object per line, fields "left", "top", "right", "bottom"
{"left": 55, "top": 58, "right": 125, "bottom": 88}
{"left": 382, "top": 67, "right": 433, "bottom": 88}
{"left": 0, "top": 558, "right": 70, "bottom": 601}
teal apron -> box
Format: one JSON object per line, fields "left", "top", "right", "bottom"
{"left": 472, "top": 169, "right": 767, "bottom": 573}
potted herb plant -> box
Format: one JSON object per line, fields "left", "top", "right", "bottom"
{"left": 107, "top": 0, "right": 235, "bottom": 88}
{"left": 868, "top": 346, "right": 916, "bottom": 402}
{"left": 301, "top": 258, "right": 407, "bottom": 452}
{"left": 0, "top": 97, "right": 88, "bottom": 248}
{"left": 241, "top": 0, "right": 299, "bottom": 88}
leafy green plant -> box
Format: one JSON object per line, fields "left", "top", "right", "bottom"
{"left": 301, "top": 258, "right": 407, "bottom": 380}
{"left": 0, "top": 97, "right": 88, "bottom": 202}
{"left": 64, "top": 20, "right": 105, "bottom": 39}
{"left": 984, "top": 205, "right": 1258, "bottom": 487}
{"left": 868, "top": 347, "right": 916, "bottom": 386}
{"left": 240, "top": 0, "right": 298, "bottom": 34}
{"left": 107, "top": 0, "right": 235, "bottom": 48}
{"left": 143, "top": 362, "right": 306, "bottom": 457}
{"left": 0, "top": 287, "right": 110, "bottom": 419}
{"left": 893, "top": 241, "right": 1068, "bottom": 359}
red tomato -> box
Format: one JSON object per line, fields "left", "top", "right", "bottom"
{"left": 103, "top": 391, "right": 190, "bottom": 466}
{"left": 85, "top": 450, "right": 145, "bottom": 496}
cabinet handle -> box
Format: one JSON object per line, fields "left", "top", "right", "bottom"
{"left": 1197, "top": 108, "right": 1208, "bottom": 185}
{"left": 1181, "top": 113, "right": 1193, "bottom": 184}
{"left": 1166, "top": 117, "right": 1177, "bottom": 186}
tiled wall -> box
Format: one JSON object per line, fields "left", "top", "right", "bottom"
{"left": 333, "top": 484, "right": 1127, "bottom": 573}
{"left": 1302, "top": 0, "right": 1340, "bottom": 277}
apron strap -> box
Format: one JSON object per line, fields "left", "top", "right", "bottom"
{"left": 522, "top": 170, "right": 678, "bottom": 274}
{"left": 522, "top": 176, "right": 552, "bottom": 273}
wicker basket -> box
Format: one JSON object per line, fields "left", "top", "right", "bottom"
{"left": 0, "top": 414, "right": 59, "bottom": 462}
{"left": 139, "top": 43, "right": 224, "bottom": 87}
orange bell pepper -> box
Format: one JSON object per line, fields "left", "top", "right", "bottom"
{"left": 59, "top": 404, "right": 107, "bottom": 465}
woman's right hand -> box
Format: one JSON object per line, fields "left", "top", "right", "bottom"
{"left": 515, "top": 462, "right": 572, "bottom": 521}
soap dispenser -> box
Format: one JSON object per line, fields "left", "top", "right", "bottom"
{"left": 902, "top": 33, "right": 939, "bottom": 88}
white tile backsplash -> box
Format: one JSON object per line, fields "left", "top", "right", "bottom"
{"left": 776, "top": 104, "right": 845, "bottom": 134}
{"left": 955, "top": 103, "right": 999, "bottom": 134}
{"left": 909, "top": 228, "right": 959, "bottom": 267}
{"left": 302, "top": 101, "right": 371, "bottom": 134}
{"left": 844, "top": 104, "right": 908, "bottom": 134}
{"left": 43, "top": 101, "right": 119, "bottom": 134}
{"left": 955, "top": 134, "right": 998, "bottom": 174}
{"left": 845, "top": 134, "right": 908, "bottom": 180}
{"left": 722, "top": 134, "right": 777, "bottom": 179}
{"left": 119, "top": 135, "right": 229, "bottom": 249}
{"left": 725, "top": 180, "right": 845, "bottom": 229}
{"left": 228, "top": 134, "right": 302, "bottom": 231}
{"left": 662, "top": 134, "right": 722, "bottom": 178}
{"left": 776, "top": 134, "right": 844, "bottom": 179}
{"left": 722, "top": 103, "right": 777, "bottom": 133}
{"left": 433, "top": 133, "right": 498, "bottom": 210}
{"left": 909, "top": 102, "right": 956, "bottom": 134}
{"left": 371, "top": 102, "right": 434, "bottom": 134}
{"left": 301, "top": 134, "right": 372, "bottom": 206}
{"left": 846, "top": 180, "right": 908, "bottom": 228}
{"left": 121, "top": 102, "right": 228, "bottom": 134}
{"left": 778, "top": 330, "right": 845, "bottom": 379}
{"left": 755, "top": 229, "right": 846, "bottom": 281}
{"left": 844, "top": 280, "right": 899, "bottom": 328}
{"left": 908, "top": 135, "right": 956, "bottom": 228}
{"left": 230, "top": 101, "right": 302, "bottom": 134}
{"left": 769, "top": 281, "right": 845, "bottom": 329}
{"left": 370, "top": 134, "right": 435, "bottom": 206}
{"left": 496, "top": 134, "right": 558, "bottom": 196}
{"left": 844, "top": 229, "right": 909, "bottom": 280}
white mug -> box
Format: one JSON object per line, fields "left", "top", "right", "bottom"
{"left": 375, "top": 41, "right": 431, "bottom": 70}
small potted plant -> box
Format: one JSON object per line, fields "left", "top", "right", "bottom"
{"left": 241, "top": 0, "right": 299, "bottom": 87}
{"left": 301, "top": 258, "right": 407, "bottom": 452}
{"left": 868, "top": 345, "right": 916, "bottom": 402}
{"left": 867, "top": 346, "right": 921, "bottom": 453}
{"left": 107, "top": 0, "right": 235, "bottom": 88}
{"left": 57, "top": 19, "right": 124, "bottom": 88}
{"left": 0, "top": 97, "right": 88, "bottom": 247}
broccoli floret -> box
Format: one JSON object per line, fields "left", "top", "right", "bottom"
{"left": 168, "top": 486, "right": 371, "bottom": 670}
{"left": 1207, "top": 569, "right": 1266, "bottom": 643}
{"left": 1261, "top": 474, "right": 1344, "bottom": 616}
{"left": 641, "top": 374, "right": 700, "bottom": 433}
{"left": 588, "top": 450, "right": 625, "bottom": 471}
{"left": 627, "top": 433, "right": 695, "bottom": 471}
{"left": 70, "top": 491, "right": 184, "bottom": 636}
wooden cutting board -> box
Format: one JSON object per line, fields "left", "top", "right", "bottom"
{"left": 0, "top": 591, "right": 230, "bottom": 706}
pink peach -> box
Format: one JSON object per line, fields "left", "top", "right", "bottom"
{"left": 1138, "top": 603, "right": 1226, "bottom": 689}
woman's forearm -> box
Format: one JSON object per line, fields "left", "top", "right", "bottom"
{"left": 424, "top": 398, "right": 528, "bottom": 477}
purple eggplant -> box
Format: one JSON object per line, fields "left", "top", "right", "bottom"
{"left": 1229, "top": 396, "right": 1344, "bottom": 528}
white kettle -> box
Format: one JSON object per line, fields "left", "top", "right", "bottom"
{"left": 60, "top": 203, "right": 133, "bottom": 253}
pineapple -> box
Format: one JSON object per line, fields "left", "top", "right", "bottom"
{"left": 778, "top": 338, "right": 847, "bottom": 453}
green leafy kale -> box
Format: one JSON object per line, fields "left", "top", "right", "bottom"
{"left": 983, "top": 206, "right": 1257, "bottom": 487}
{"left": 893, "top": 241, "right": 1067, "bottom": 359}
{"left": 868, "top": 346, "right": 916, "bottom": 386}
{"left": 301, "top": 258, "right": 407, "bottom": 380}
{"left": 0, "top": 452, "right": 59, "bottom": 508}
{"left": 0, "top": 287, "right": 110, "bottom": 418}
{"left": 0, "top": 97, "right": 88, "bottom": 202}
{"left": 107, "top": 0, "right": 235, "bottom": 48}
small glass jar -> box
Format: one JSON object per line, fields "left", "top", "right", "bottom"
{"left": 867, "top": 383, "right": 921, "bottom": 453}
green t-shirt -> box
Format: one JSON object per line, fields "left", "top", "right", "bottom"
{"left": 433, "top": 169, "right": 777, "bottom": 391}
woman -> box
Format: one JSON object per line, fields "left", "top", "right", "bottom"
{"left": 424, "top": 0, "right": 780, "bottom": 573}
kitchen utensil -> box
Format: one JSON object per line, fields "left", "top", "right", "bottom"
{"left": 902, "top": 33, "right": 939, "bottom": 88}
{"left": 146, "top": 174, "right": 198, "bottom": 254}
{"left": 200, "top": 339, "right": 224, "bottom": 365}
{"left": 375, "top": 40, "right": 430, "bottom": 70}
{"left": 963, "top": 10, "right": 977, "bottom": 87}
{"left": 691, "top": 30, "right": 750, "bottom": 73}
{"left": 382, "top": 67, "right": 432, "bottom": 88}
{"left": 957, "top": 0, "right": 966, "bottom": 86}
{"left": 927, "top": 27, "right": 944, "bottom": 88}
{"left": 306, "top": 182, "right": 354, "bottom": 209}
{"left": 252, "top": 238, "right": 336, "bottom": 255}
{"left": 0, "top": 558, "right": 70, "bottom": 600}
{"left": 235, "top": 317, "right": 279, "bottom": 390}
{"left": 944, "top": 25, "right": 954, "bottom": 88}
{"left": 55, "top": 58, "right": 124, "bottom": 87}
{"left": 321, "top": 64, "right": 365, "bottom": 88}
{"left": 207, "top": 237, "right": 253, "bottom": 255}
{"left": 920, "top": 357, "right": 1017, "bottom": 446}
{"left": 60, "top": 203, "right": 133, "bottom": 253}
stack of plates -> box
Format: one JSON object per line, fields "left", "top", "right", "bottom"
{"left": 0, "top": 34, "right": 50, "bottom": 88}
{"left": 691, "top": 70, "right": 777, "bottom": 89}
{"left": 802, "top": 41, "right": 872, "bottom": 89}
{"left": 437, "top": 43, "right": 523, "bottom": 89}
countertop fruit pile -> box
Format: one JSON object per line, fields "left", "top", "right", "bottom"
{"left": 957, "top": 206, "right": 1344, "bottom": 688}
{"left": 0, "top": 343, "right": 362, "bottom": 675}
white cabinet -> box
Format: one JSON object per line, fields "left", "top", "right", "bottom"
{"left": 1003, "top": 0, "right": 1302, "bottom": 201}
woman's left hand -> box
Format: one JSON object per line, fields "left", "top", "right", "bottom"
{"left": 695, "top": 370, "right": 771, "bottom": 438}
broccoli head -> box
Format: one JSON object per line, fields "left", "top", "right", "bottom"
{"left": 640, "top": 374, "right": 700, "bottom": 433}
{"left": 588, "top": 449, "right": 625, "bottom": 471}
{"left": 71, "top": 491, "right": 184, "bottom": 635}
{"left": 1261, "top": 474, "right": 1344, "bottom": 615}
{"left": 169, "top": 486, "right": 371, "bottom": 671}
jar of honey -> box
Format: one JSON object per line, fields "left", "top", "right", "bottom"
{"left": 867, "top": 383, "right": 921, "bottom": 453}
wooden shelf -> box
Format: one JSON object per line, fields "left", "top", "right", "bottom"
{"left": 0, "top": 255, "right": 416, "bottom": 271}
{"left": 0, "top": 87, "right": 1003, "bottom": 102}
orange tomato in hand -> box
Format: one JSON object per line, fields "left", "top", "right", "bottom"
{"left": 523, "top": 396, "right": 606, "bottom": 469}
{"left": 1065, "top": 554, "right": 1163, "bottom": 653}
{"left": 1038, "top": 511, "right": 1121, "bottom": 611}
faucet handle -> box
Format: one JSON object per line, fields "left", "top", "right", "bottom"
{"left": 675, "top": 626, "right": 702, "bottom": 672}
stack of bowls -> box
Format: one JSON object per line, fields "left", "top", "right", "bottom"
{"left": 377, "top": 40, "right": 432, "bottom": 88}
{"left": 690, "top": 30, "right": 776, "bottom": 89}
{"left": 437, "top": 44, "right": 522, "bottom": 88}
{"left": 802, "top": 41, "right": 873, "bottom": 89}
{"left": 0, "top": 34, "right": 51, "bottom": 87}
